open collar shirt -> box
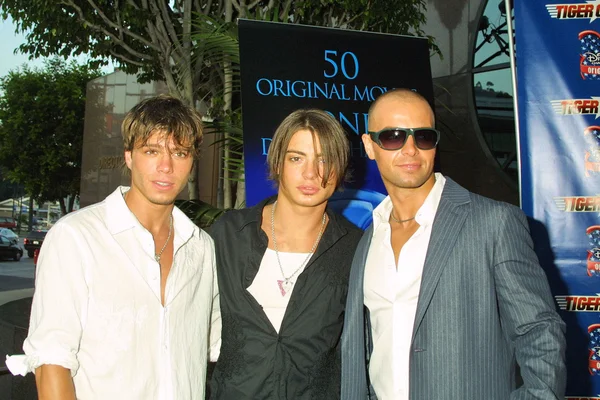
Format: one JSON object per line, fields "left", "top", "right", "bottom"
{"left": 208, "top": 197, "right": 362, "bottom": 400}
{"left": 7, "top": 186, "right": 220, "bottom": 400}
{"left": 364, "top": 173, "right": 446, "bottom": 400}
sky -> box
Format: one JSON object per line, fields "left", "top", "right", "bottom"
{"left": 0, "top": 15, "right": 113, "bottom": 78}
{"left": 0, "top": 16, "right": 46, "bottom": 77}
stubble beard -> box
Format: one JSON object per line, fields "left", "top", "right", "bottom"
{"left": 386, "top": 170, "right": 434, "bottom": 190}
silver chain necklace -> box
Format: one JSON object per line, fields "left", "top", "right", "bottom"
{"left": 390, "top": 212, "right": 416, "bottom": 224}
{"left": 271, "top": 200, "right": 326, "bottom": 296}
{"left": 155, "top": 215, "right": 173, "bottom": 263}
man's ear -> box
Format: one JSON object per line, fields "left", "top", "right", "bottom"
{"left": 361, "top": 134, "right": 376, "bottom": 160}
{"left": 124, "top": 150, "right": 133, "bottom": 170}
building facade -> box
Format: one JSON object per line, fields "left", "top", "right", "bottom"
{"left": 79, "top": 71, "right": 219, "bottom": 207}
{"left": 426, "top": 0, "right": 518, "bottom": 204}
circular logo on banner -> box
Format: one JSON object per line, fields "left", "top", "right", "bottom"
{"left": 580, "top": 31, "right": 600, "bottom": 80}
{"left": 587, "top": 226, "right": 600, "bottom": 277}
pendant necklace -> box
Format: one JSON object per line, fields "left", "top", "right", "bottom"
{"left": 155, "top": 215, "right": 173, "bottom": 263}
{"left": 271, "top": 200, "right": 326, "bottom": 296}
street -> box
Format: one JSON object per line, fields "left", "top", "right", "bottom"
{"left": 0, "top": 257, "right": 34, "bottom": 291}
{"left": 0, "top": 235, "right": 34, "bottom": 293}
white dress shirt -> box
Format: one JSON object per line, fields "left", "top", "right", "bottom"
{"left": 364, "top": 173, "right": 446, "bottom": 400}
{"left": 6, "top": 186, "right": 220, "bottom": 400}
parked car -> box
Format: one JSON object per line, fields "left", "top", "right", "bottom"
{"left": 0, "top": 217, "right": 17, "bottom": 230}
{"left": 0, "top": 228, "right": 18, "bottom": 244}
{"left": 24, "top": 230, "right": 47, "bottom": 258}
{"left": 0, "top": 234, "right": 23, "bottom": 261}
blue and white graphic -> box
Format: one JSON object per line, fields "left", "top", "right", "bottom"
{"left": 516, "top": 0, "right": 600, "bottom": 395}
{"left": 238, "top": 20, "right": 434, "bottom": 228}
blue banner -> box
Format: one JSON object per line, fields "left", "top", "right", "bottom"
{"left": 238, "top": 20, "right": 434, "bottom": 229}
{"left": 515, "top": 0, "right": 600, "bottom": 396}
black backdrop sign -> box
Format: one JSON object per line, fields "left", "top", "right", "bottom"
{"left": 240, "top": 20, "right": 433, "bottom": 228}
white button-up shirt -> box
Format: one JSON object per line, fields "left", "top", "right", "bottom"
{"left": 364, "top": 173, "right": 445, "bottom": 400}
{"left": 7, "top": 186, "right": 220, "bottom": 400}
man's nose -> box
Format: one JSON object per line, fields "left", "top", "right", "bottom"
{"left": 158, "top": 153, "right": 174, "bottom": 173}
{"left": 303, "top": 160, "right": 317, "bottom": 178}
{"left": 401, "top": 135, "right": 418, "bottom": 156}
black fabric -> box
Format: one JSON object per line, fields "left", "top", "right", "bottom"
{"left": 208, "top": 197, "right": 362, "bottom": 400}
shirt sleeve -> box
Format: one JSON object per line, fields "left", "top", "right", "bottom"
{"left": 208, "top": 239, "right": 221, "bottom": 362}
{"left": 493, "top": 204, "right": 567, "bottom": 399}
{"left": 17, "top": 222, "right": 89, "bottom": 376}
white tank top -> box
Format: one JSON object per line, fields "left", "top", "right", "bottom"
{"left": 247, "top": 248, "right": 312, "bottom": 333}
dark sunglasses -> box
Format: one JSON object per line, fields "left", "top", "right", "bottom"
{"left": 368, "top": 127, "right": 440, "bottom": 151}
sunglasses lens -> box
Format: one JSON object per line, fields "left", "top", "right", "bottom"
{"left": 414, "top": 129, "right": 438, "bottom": 150}
{"left": 378, "top": 129, "right": 407, "bottom": 150}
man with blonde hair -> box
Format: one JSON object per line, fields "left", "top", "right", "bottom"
{"left": 7, "top": 95, "right": 220, "bottom": 399}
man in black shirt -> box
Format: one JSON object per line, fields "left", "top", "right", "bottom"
{"left": 209, "top": 109, "right": 362, "bottom": 399}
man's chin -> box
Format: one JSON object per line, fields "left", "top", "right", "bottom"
{"left": 282, "top": 193, "right": 331, "bottom": 209}
{"left": 388, "top": 174, "right": 434, "bottom": 190}
{"left": 148, "top": 194, "right": 178, "bottom": 206}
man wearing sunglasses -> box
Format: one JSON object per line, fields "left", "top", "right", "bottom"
{"left": 341, "top": 89, "right": 566, "bottom": 400}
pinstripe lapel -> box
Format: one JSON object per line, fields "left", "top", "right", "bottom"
{"left": 341, "top": 225, "right": 374, "bottom": 400}
{"left": 411, "top": 178, "right": 470, "bottom": 341}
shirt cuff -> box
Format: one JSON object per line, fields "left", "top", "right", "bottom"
{"left": 5, "top": 355, "right": 30, "bottom": 376}
{"left": 6, "top": 351, "right": 79, "bottom": 377}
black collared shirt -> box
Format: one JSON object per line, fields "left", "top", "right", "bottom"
{"left": 209, "top": 197, "right": 362, "bottom": 400}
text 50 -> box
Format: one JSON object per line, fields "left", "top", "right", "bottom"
{"left": 324, "top": 50, "right": 359, "bottom": 80}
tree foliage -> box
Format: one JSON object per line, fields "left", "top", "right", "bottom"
{"left": 242, "top": 0, "right": 437, "bottom": 53}
{"left": 0, "top": 0, "right": 436, "bottom": 109}
{"left": 0, "top": 59, "right": 101, "bottom": 214}
{"left": 1, "top": 0, "right": 223, "bottom": 104}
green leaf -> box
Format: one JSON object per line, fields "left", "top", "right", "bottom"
{"left": 0, "top": 58, "right": 102, "bottom": 204}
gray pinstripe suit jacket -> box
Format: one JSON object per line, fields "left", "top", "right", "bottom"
{"left": 341, "top": 178, "right": 567, "bottom": 400}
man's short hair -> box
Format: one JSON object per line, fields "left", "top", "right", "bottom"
{"left": 121, "top": 95, "right": 203, "bottom": 156}
{"left": 267, "top": 109, "right": 350, "bottom": 189}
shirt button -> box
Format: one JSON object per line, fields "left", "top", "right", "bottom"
{"left": 277, "top": 336, "right": 282, "bottom": 343}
